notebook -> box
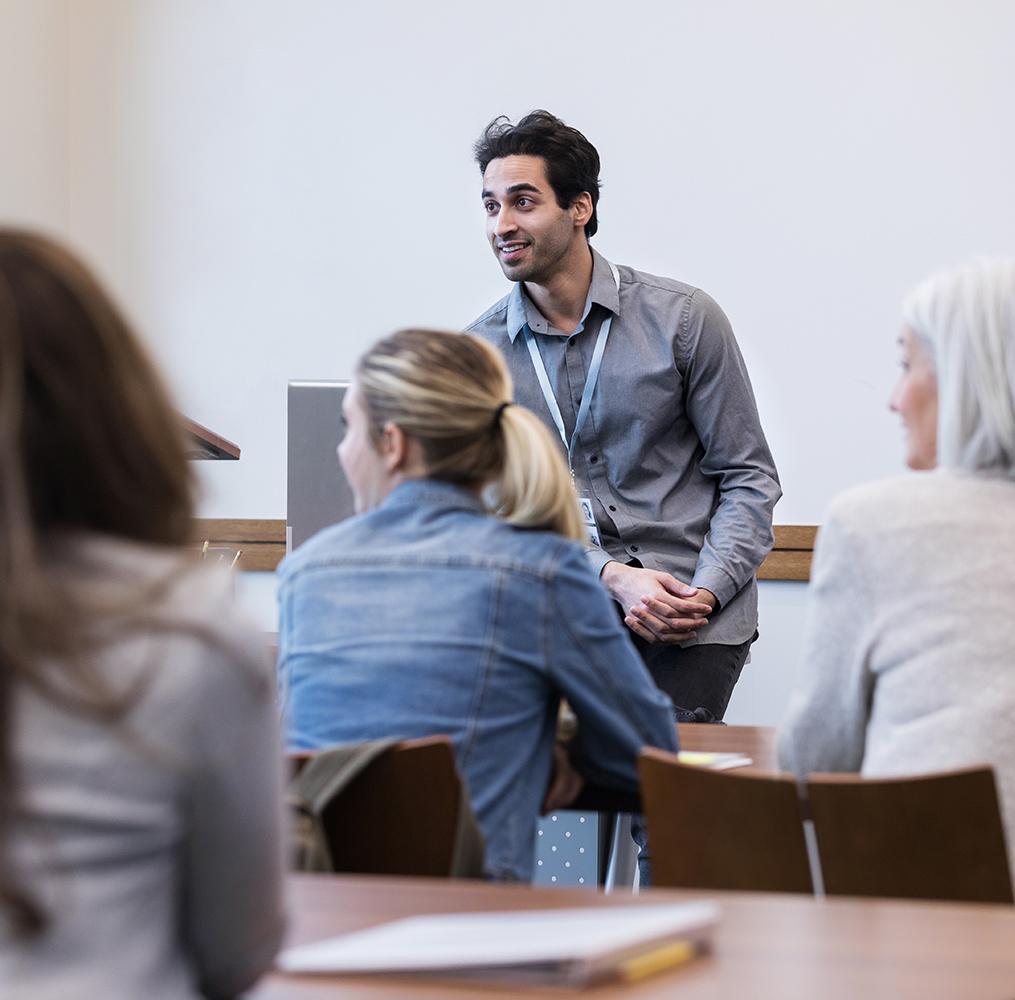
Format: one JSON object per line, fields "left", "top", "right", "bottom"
{"left": 277, "top": 901, "right": 719, "bottom": 988}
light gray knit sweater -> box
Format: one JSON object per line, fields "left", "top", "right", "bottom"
{"left": 779, "top": 470, "right": 1015, "bottom": 877}
{"left": 2, "top": 536, "right": 285, "bottom": 999}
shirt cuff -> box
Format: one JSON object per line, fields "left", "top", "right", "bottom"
{"left": 691, "top": 564, "right": 739, "bottom": 610}
{"left": 585, "top": 546, "right": 615, "bottom": 578}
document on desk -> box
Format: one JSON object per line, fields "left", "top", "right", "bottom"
{"left": 277, "top": 901, "right": 719, "bottom": 988}
{"left": 677, "top": 751, "right": 753, "bottom": 770}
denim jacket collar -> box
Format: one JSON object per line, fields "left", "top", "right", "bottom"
{"left": 379, "top": 477, "right": 486, "bottom": 515}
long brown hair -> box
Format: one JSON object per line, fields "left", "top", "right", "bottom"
{"left": 0, "top": 229, "right": 194, "bottom": 936}
{"left": 357, "top": 329, "right": 585, "bottom": 541}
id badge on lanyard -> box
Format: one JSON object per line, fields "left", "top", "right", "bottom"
{"left": 522, "top": 261, "right": 620, "bottom": 549}
{"left": 577, "top": 490, "right": 602, "bottom": 546}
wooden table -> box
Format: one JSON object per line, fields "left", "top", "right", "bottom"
{"left": 677, "top": 723, "right": 778, "bottom": 773}
{"left": 252, "top": 873, "right": 1015, "bottom": 999}
{"left": 571, "top": 724, "right": 778, "bottom": 813}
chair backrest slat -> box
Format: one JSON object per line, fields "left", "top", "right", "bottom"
{"left": 808, "top": 767, "right": 1014, "bottom": 904}
{"left": 639, "top": 748, "right": 814, "bottom": 893}
{"left": 288, "top": 736, "right": 472, "bottom": 878}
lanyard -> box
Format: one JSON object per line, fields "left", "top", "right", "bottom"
{"left": 522, "top": 262, "right": 620, "bottom": 471}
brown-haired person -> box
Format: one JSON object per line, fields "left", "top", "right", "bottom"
{"left": 0, "top": 231, "right": 284, "bottom": 998}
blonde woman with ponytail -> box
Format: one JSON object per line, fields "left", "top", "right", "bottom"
{"left": 278, "top": 329, "right": 676, "bottom": 882}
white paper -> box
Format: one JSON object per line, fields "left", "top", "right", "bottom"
{"left": 677, "top": 751, "right": 753, "bottom": 771}
{"left": 278, "top": 901, "right": 719, "bottom": 974}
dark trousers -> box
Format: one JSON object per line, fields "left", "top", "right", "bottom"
{"left": 630, "top": 632, "right": 754, "bottom": 720}
{"left": 629, "top": 633, "right": 755, "bottom": 886}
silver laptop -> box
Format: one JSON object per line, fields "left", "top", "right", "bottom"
{"left": 287, "top": 380, "right": 356, "bottom": 551}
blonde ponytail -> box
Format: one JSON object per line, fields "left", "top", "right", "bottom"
{"left": 495, "top": 404, "right": 585, "bottom": 541}
{"left": 356, "top": 329, "right": 585, "bottom": 541}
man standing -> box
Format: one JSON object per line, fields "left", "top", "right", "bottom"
{"left": 467, "top": 110, "right": 780, "bottom": 721}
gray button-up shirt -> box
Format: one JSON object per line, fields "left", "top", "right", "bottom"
{"left": 466, "top": 249, "right": 781, "bottom": 646}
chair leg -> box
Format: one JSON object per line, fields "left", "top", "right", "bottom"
{"left": 802, "top": 818, "right": 825, "bottom": 897}
{"left": 604, "top": 814, "right": 639, "bottom": 892}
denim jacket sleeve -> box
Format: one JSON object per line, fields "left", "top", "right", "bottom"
{"left": 547, "top": 546, "right": 679, "bottom": 790}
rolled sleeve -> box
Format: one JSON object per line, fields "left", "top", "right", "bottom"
{"left": 690, "top": 563, "right": 739, "bottom": 609}
{"left": 680, "top": 290, "right": 781, "bottom": 597}
{"left": 585, "top": 544, "right": 615, "bottom": 578}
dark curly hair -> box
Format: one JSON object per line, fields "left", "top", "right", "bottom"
{"left": 473, "top": 110, "right": 602, "bottom": 239}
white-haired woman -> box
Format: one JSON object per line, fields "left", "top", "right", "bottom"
{"left": 277, "top": 329, "right": 677, "bottom": 882}
{"left": 778, "top": 260, "right": 1015, "bottom": 872}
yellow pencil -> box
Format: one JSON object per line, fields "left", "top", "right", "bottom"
{"left": 616, "top": 939, "right": 698, "bottom": 982}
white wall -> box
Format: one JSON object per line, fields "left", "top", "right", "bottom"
{"left": 17, "top": 1, "right": 1015, "bottom": 722}
{"left": 0, "top": 1, "right": 68, "bottom": 229}
{"left": 59, "top": 0, "right": 1015, "bottom": 523}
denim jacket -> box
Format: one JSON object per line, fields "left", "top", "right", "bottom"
{"left": 277, "top": 479, "right": 678, "bottom": 880}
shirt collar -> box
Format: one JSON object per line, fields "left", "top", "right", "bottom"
{"left": 505, "top": 248, "right": 620, "bottom": 343}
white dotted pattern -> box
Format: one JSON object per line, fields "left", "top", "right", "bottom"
{"left": 531, "top": 812, "right": 599, "bottom": 889}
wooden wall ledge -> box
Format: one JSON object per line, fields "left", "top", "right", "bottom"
{"left": 193, "top": 519, "right": 817, "bottom": 581}
{"left": 191, "top": 518, "right": 286, "bottom": 572}
{"left": 759, "top": 525, "right": 818, "bottom": 582}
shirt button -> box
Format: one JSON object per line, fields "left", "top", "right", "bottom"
{"left": 608, "top": 505, "right": 617, "bottom": 512}
{"left": 630, "top": 545, "right": 640, "bottom": 552}
{"left": 589, "top": 455, "right": 599, "bottom": 464}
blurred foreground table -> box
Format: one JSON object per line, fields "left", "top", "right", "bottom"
{"left": 252, "top": 873, "right": 1015, "bottom": 1000}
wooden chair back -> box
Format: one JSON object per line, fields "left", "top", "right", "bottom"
{"left": 639, "top": 747, "right": 814, "bottom": 893}
{"left": 287, "top": 736, "right": 467, "bottom": 878}
{"left": 808, "top": 766, "right": 1014, "bottom": 903}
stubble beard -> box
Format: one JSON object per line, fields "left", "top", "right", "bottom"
{"left": 497, "top": 233, "right": 571, "bottom": 286}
